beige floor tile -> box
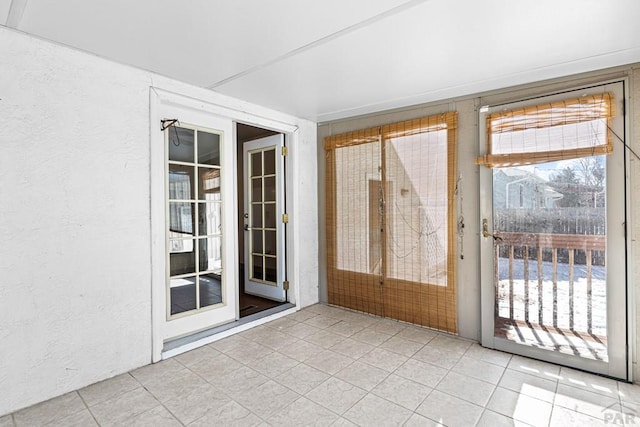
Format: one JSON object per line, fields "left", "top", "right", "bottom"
{"left": 351, "top": 328, "right": 392, "bottom": 346}
{"left": 344, "top": 394, "right": 412, "bottom": 427}
{"left": 240, "top": 325, "right": 273, "bottom": 341}
{"left": 142, "top": 367, "right": 207, "bottom": 402}
{"left": 212, "top": 365, "right": 270, "bottom": 398}
{"left": 225, "top": 340, "right": 274, "bottom": 364}
{"left": 45, "top": 409, "right": 98, "bottom": 427}
{"left": 396, "top": 326, "right": 437, "bottom": 344}
{"left": 252, "top": 329, "right": 300, "bottom": 351}
{"left": 304, "top": 349, "right": 354, "bottom": 375}
{"left": 126, "top": 406, "right": 181, "bottom": 427}
{"left": 188, "top": 401, "right": 262, "bottom": 427}
{"left": 412, "top": 345, "right": 464, "bottom": 370}
{"left": 371, "top": 374, "right": 432, "bottom": 411}
{"left": 452, "top": 355, "right": 506, "bottom": 384}
{"left": 325, "top": 320, "right": 367, "bottom": 337}
{"left": 507, "top": 355, "right": 561, "bottom": 381}
{"left": 275, "top": 363, "right": 330, "bottom": 395}
{"left": 263, "top": 316, "right": 298, "bottom": 331}
{"left": 247, "top": 351, "right": 299, "bottom": 379}
{"left": 130, "top": 359, "right": 183, "bottom": 385}
{"left": 0, "top": 415, "right": 13, "bottom": 427}
{"left": 304, "top": 314, "right": 342, "bottom": 329}
{"left": 174, "top": 344, "right": 220, "bottom": 367}
{"left": 550, "top": 405, "right": 611, "bottom": 427}
{"left": 286, "top": 309, "right": 319, "bottom": 323}
{"left": 305, "top": 329, "right": 347, "bottom": 349}
{"left": 554, "top": 383, "right": 620, "bottom": 419}
{"left": 89, "top": 387, "right": 159, "bottom": 427}
{"left": 477, "top": 409, "right": 528, "bottom": 427}
{"left": 464, "top": 343, "right": 512, "bottom": 367}
{"left": 379, "top": 335, "right": 425, "bottom": 357}
{"left": 281, "top": 339, "right": 324, "bottom": 362}
{"left": 359, "top": 347, "right": 408, "bottom": 372}
{"left": 619, "top": 382, "right": 640, "bottom": 404}
{"left": 330, "top": 417, "right": 359, "bottom": 426}
{"left": 283, "top": 322, "right": 322, "bottom": 339}
{"left": 403, "top": 413, "right": 444, "bottom": 426}
{"left": 305, "top": 377, "right": 367, "bottom": 415}
{"left": 266, "top": 397, "right": 339, "bottom": 427}
{"left": 416, "top": 390, "right": 483, "bottom": 427}
{"left": 428, "top": 335, "right": 472, "bottom": 353}
{"left": 330, "top": 338, "right": 375, "bottom": 359}
{"left": 189, "top": 352, "right": 244, "bottom": 382}
{"left": 558, "top": 367, "right": 620, "bottom": 398}
{"left": 233, "top": 380, "right": 300, "bottom": 419}
{"left": 369, "top": 318, "right": 407, "bottom": 336}
{"left": 498, "top": 369, "right": 557, "bottom": 403}
{"left": 208, "top": 333, "right": 250, "bottom": 353}
{"left": 334, "top": 360, "right": 389, "bottom": 391}
{"left": 78, "top": 373, "right": 140, "bottom": 407}
{"left": 395, "top": 358, "right": 448, "bottom": 388}
{"left": 487, "top": 386, "right": 552, "bottom": 427}
{"left": 162, "top": 382, "right": 231, "bottom": 425}
{"left": 436, "top": 371, "right": 496, "bottom": 407}
{"left": 13, "top": 392, "right": 85, "bottom": 426}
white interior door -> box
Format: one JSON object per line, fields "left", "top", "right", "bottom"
{"left": 479, "top": 81, "right": 628, "bottom": 379}
{"left": 243, "top": 134, "right": 286, "bottom": 302}
{"left": 154, "top": 97, "right": 238, "bottom": 344}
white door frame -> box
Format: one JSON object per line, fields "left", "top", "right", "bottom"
{"left": 478, "top": 80, "right": 631, "bottom": 379}
{"left": 150, "top": 87, "right": 300, "bottom": 362}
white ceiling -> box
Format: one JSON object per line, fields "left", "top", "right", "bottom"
{"left": 3, "top": 0, "right": 640, "bottom": 122}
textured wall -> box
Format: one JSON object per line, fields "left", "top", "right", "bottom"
{"left": 0, "top": 26, "right": 318, "bottom": 415}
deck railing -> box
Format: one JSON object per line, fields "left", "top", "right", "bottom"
{"left": 494, "top": 232, "right": 605, "bottom": 334}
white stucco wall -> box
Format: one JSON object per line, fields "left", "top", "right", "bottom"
{"left": 0, "top": 26, "right": 318, "bottom": 416}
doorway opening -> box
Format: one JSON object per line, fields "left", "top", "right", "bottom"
{"left": 237, "top": 123, "right": 288, "bottom": 318}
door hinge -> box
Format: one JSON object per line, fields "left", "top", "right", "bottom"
{"left": 283, "top": 281, "right": 290, "bottom": 291}
{"left": 282, "top": 213, "right": 289, "bottom": 223}
{"left": 282, "top": 146, "right": 288, "bottom": 156}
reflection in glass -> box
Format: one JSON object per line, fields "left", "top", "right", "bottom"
{"left": 170, "top": 276, "right": 197, "bottom": 315}
{"left": 264, "top": 149, "right": 276, "bottom": 175}
{"left": 199, "top": 273, "right": 222, "bottom": 307}
{"left": 252, "top": 255, "right": 263, "bottom": 280}
{"left": 168, "top": 127, "right": 195, "bottom": 163}
{"left": 252, "top": 230, "right": 263, "bottom": 255}
{"left": 198, "top": 203, "right": 221, "bottom": 236}
{"left": 169, "top": 202, "right": 194, "bottom": 236}
{"left": 198, "top": 167, "right": 221, "bottom": 200}
{"left": 264, "top": 176, "right": 276, "bottom": 202}
{"left": 251, "top": 152, "right": 262, "bottom": 177}
{"left": 198, "top": 131, "right": 220, "bottom": 165}
{"left": 265, "top": 257, "right": 277, "bottom": 284}
{"left": 198, "top": 237, "right": 222, "bottom": 273}
{"left": 264, "top": 203, "right": 276, "bottom": 228}
{"left": 170, "top": 248, "right": 196, "bottom": 276}
{"left": 265, "top": 230, "right": 276, "bottom": 255}
{"left": 251, "top": 178, "right": 262, "bottom": 202}
{"left": 251, "top": 204, "right": 262, "bottom": 228}
{"left": 169, "top": 164, "right": 194, "bottom": 200}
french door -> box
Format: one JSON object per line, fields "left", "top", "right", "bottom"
{"left": 325, "top": 114, "right": 458, "bottom": 332}
{"left": 479, "top": 82, "right": 628, "bottom": 379}
{"left": 243, "top": 134, "right": 287, "bottom": 302}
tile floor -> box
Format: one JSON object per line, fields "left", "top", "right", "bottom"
{"left": 4, "top": 303, "right": 640, "bottom": 426}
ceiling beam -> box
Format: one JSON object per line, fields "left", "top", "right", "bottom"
{"left": 6, "top": 0, "right": 27, "bottom": 28}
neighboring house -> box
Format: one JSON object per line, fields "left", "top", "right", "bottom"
{"left": 493, "top": 168, "right": 563, "bottom": 209}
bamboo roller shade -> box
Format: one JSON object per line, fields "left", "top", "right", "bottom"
{"left": 325, "top": 112, "right": 458, "bottom": 333}
{"left": 477, "top": 93, "right": 615, "bottom": 168}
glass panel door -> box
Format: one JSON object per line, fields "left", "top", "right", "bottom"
{"left": 479, "top": 82, "right": 628, "bottom": 379}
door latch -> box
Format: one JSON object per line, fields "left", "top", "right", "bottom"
{"left": 482, "top": 219, "right": 502, "bottom": 241}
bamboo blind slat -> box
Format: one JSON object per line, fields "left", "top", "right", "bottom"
{"left": 477, "top": 93, "right": 615, "bottom": 168}
{"left": 324, "top": 112, "right": 458, "bottom": 333}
